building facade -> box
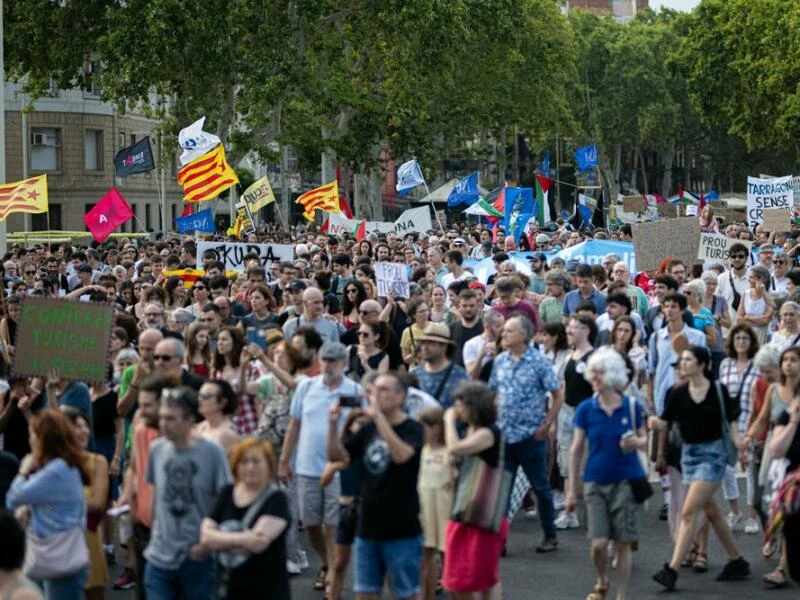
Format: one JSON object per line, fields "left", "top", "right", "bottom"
{"left": 565, "top": 0, "right": 649, "bottom": 20}
{"left": 3, "top": 82, "right": 184, "bottom": 234}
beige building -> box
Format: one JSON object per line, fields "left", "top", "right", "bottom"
{"left": 2, "top": 82, "right": 184, "bottom": 234}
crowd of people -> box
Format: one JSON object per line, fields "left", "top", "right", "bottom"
{"left": 0, "top": 209, "right": 799, "bottom": 600}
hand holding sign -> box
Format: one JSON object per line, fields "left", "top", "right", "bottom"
{"left": 374, "top": 262, "right": 410, "bottom": 299}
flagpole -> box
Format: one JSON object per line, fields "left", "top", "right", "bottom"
{"left": 133, "top": 214, "right": 148, "bottom": 235}
{"left": 0, "top": 0, "right": 6, "bottom": 257}
{"left": 423, "top": 183, "right": 445, "bottom": 233}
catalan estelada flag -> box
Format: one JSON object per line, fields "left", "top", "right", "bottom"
{"left": 296, "top": 181, "right": 339, "bottom": 221}
{"left": 177, "top": 145, "right": 239, "bottom": 203}
{"left": 0, "top": 175, "right": 48, "bottom": 221}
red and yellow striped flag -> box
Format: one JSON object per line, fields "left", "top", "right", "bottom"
{"left": 295, "top": 181, "right": 339, "bottom": 221}
{"left": 177, "top": 145, "right": 239, "bottom": 203}
{"left": 0, "top": 175, "right": 48, "bottom": 222}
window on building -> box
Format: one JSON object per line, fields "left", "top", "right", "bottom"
{"left": 84, "top": 129, "right": 104, "bottom": 171}
{"left": 31, "top": 204, "right": 61, "bottom": 231}
{"left": 118, "top": 131, "right": 126, "bottom": 149}
{"left": 30, "top": 128, "right": 61, "bottom": 172}
{"left": 145, "top": 203, "right": 152, "bottom": 231}
{"left": 131, "top": 133, "right": 137, "bottom": 145}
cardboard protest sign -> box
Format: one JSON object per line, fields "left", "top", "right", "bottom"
{"left": 760, "top": 208, "right": 791, "bottom": 232}
{"left": 374, "top": 261, "right": 410, "bottom": 298}
{"left": 656, "top": 204, "right": 678, "bottom": 218}
{"left": 13, "top": 298, "right": 114, "bottom": 382}
{"left": 747, "top": 175, "right": 794, "bottom": 227}
{"left": 697, "top": 233, "right": 752, "bottom": 262}
{"left": 197, "top": 241, "right": 292, "bottom": 273}
{"left": 622, "top": 196, "right": 646, "bottom": 213}
{"left": 631, "top": 218, "right": 700, "bottom": 272}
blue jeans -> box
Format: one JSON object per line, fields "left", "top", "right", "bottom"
{"left": 42, "top": 568, "right": 88, "bottom": 600}
{"left": 506, "top": 436, "right": 556, "bottom": 539}
{"left": 144, "top": 557, "right": 214, "bottom": 600}
{"left": 354, "top": 535, "right": 423, "bottom": 598}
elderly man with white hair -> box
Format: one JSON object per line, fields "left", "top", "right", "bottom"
{"left": 610, "top": 261, "right": 650, "bottom": 315}
{"left": 283, "top": 287, "right": 344, "bottom": 343}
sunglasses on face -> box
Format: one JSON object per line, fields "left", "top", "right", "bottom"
{"left": 153, "top": 354, "right": 175, "bottom": 362}
{"left": 730, "top": 254, "right": 746, "bottom": 259}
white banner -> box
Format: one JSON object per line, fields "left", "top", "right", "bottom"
{"left": 375, "top": 261, "right": 410, "bottom": 298}
{"left": 326, "top": 206, "right": 432, "bottom": 236}
{"left": 747, "top": 175, "right": 794, "bottom": 227}
{"left": 197, "top": 242, "right": 293, "bottom": 273}
{"left": 327, "top": 212, "right": 394, "bottom": 235}
{"left": 394, "top": 206, "right": 432, "bottom": 234}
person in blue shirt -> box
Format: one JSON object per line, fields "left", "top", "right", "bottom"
{"left": 565, "top": 347, "right": 647, "bottom": 600}
{"left": 561, "top": 264, "right": 607, "bottom": 323}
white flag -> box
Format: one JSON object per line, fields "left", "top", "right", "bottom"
{"left": 393, "top": 206, "right": 432, "bottom": 234}
{"left": 178, "top": 117, "right": 221, "bottom": 165}
{"left": 396, "top": 159, "right": 426, "bottom": 193}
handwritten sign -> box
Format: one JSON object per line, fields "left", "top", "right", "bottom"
{"left": 197, "top": 241, "right": 293, "bottom": 273}
{"left": 13, "top": 298, "right": 114, "bottom": 382}
{"left": 760, "top": 208, "right": 791, "bottom": 232}
{"left": 747, "top": 175, "right": 794, "bottom": 227}
{"left": 656, "top": 204, "right": 678, "bottom": 218}
{"left": 375, "top": 261, "right": 410, "bottom": 298}
{"left": 622, "top": 195, "right": 646, "bottom": 213}
{"left": 697, "top": 233, "right": 752, "bottom": 262}
{"left": 631, "top": 218, "right": 700, "bottom": 272}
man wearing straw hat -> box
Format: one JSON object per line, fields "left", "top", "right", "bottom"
{"left": 410, "top": 322, "right": 468, "bottom": 410}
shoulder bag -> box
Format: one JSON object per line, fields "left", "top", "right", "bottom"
{"left": 626, "top": 396, "right": 653, "bottom": 504}
{"left": 216, "top": 485, "right": 280, "bottom": 599}
{"left": 450, "top": 430, "right": 512, "bottom": 532}
{"left": 24, "top": 526, "right": 89, "bottom": 580}
{"left": 714, "top": 381, "right": 739, "bottom": 467}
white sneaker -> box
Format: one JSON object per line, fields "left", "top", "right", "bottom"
{"left": 553, "top": 491, "right": 565, "bottom": 511}
{"left": 524, "top": 506, "right": 538, "bottom": 520}
{"left": 554, "top": 511, "right": 579, "bottom": 530}
{"left": 297, "top": 550, "right": 309, "bottom": 570}
{"left": 286, "top": 559, "right": 302, "bottom": 575}
{"left": 727, "top": 512, "right": 744, "bottom": 532}
{"left": 744, "top": 518, "right": 761, "bottom": 534}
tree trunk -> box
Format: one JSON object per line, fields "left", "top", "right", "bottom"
{"left": 630, "top": 146, "right": 639, "bottom": 193}
{"left": 661, "top": 138, "right": 676, "bottom": 198}
{"left": 639, "top": 147, "right": 649, "bottom": 195}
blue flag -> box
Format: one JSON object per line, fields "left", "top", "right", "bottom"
{"left": 447, "top": 171, "right": 480, "bottom": 207}
{"left": 503, "top": 187, "right": 534, "bottom": 244}
{"left": 176, "top": 208, "right": 215, "bottom": 234}
{"left": 396, "top": 159, "right": 426, "bottom": 195}
{"left": 541, "top": 153, "right": 551, "bottom": 177}
{"left": 574, "top": 143, "right": 599, "bottom": 172}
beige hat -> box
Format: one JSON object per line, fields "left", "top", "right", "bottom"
{"left": 415, "top": 322, "right": 455, "bottom": 346}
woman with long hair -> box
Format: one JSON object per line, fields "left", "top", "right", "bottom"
{"left": 213, "top": 326, "right": 261, "bottom": 436}
{"left": 185, "top": 322, "right": 212, "bottom": 378}
{"left": 195, "top": 379, "right": 240, "bottom": 455}
{"left": 737, "top": 266, "right": 776, "bottom": 345}
{"left": 0, "top": 296, "right": 21, "bottom": 359}
{"left": 537, "top": 322, "right": 569, "bottom": 379}
{"left": 62, "top": 407, "right": 110, "bottom": 600}
{"left": 341, "top": 281, "right": 367, "bottom": 330}
{"left": 745, "top": 345, "right": 800, "bottom": 586}
{"left": 699, "top": 205, "right": 719, "bottom": 234}
{"left": 7, "top": 410, "right": 92, "bottom": 598}
{"left": 442, "top": 381, "right": 510, "bottom": 600}
{"left": 108, "top": 327, "right": 129, "bottom": 368}
{"left": 201, "top": 438, "right": 290, "bottom": 600}
{"left": 347, "top": 320, "right": 389, "bottom": 379}
{"left": 125, "top": 279, "right": 147, "bottom": 320}
{"left": 650, "top": 347, "right": 750, "bottom": 590}
{"left": 610, "top": 315, "right": 647, "bottom": 394}
{"left": 565, "top": 348, "right": 647, "bottom": 600}
{"left": 718, "top": 324, "right": 760, "bottom": 535}
{"left": 188, "top": 277, "right": 211, "bottom": 318}
{"left": 163, "top": 276, "right": 187, "bottom": 311}
{"left": 401, "top": 299, "right": 430, "bottom": 367}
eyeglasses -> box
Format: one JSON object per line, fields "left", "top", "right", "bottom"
{"left": 346, "top": 289, "right": 358, "bottom": 294}
{"left": 359, "top": 310, "right": 378, "bottom": 316}
{"left": 25, "top": 270, "right": 36, "bottom": 275}
{"left": 775, "top": 260, "right": 787, "bottom": 265}
{"left": 194, "top": 286, "right": 206, "bottom": 291}
{"left": 153, "top": 354, "right": 176, "bottom": 362}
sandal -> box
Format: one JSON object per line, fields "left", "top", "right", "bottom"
{"left": 313, "top": 566, "right": 328, "bottom": 591}
{"left": 692, "top": 552, "right": 709, "bottom": 573}
{"left": 762, "top": 567, "right": 790, "bottom": 589}
{"left": 681, "top": 543, "right": 698, "bottom": 568}
{"left": 762, "top": 537, "right": 778, "bottom": 559}
{"left": 585, "top": 579, "right": 608, "bottom": 600}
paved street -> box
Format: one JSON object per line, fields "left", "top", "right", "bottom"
{"left": 109, "top": 486, "right": 796, "bottom": 599}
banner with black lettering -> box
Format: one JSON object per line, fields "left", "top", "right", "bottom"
{"left": 747, "top": 175, "right": 794, "bottom": 228}
{"left": 197, "top": 241, "right": 292, "bottom": 273}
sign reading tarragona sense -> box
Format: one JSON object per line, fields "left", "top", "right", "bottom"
{"left": 13, "top": 298, "right": 114, "bottom": 382}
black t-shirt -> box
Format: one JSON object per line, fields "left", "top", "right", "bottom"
{"left": 0, "top": 450, "right": 19, "bottom": 509}
{"left": 2, "top": 392, "right": 45, "bottom": 461}
{"left": 564, "top": 350, "right": 595, "bottom": 408}
{"left": 180, "top": 370, "right": 206, "bottom": 391}
{"left": 341, "top": 328, "right": 403, "bottom": 370}
{"left": 208, "top": 484, "right": 291, "bottom": 600}
{"left": 92, "top": 390, "right": 119, "bottom": 439}
{"left": 240, "top": 313, "right": 280, "bottom": 330}
{"left": 451, "top": 321, "right": 484, "bottom": 367}
{"left": 776, "top": 410, "right": 800, "bottom": 473}
{"left": 661, "top": 383, "right": 741, "bottom": 444}
{"left": 344, "top": 418, "right": 424, "bottom": 540}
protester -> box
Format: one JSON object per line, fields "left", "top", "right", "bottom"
{"left": 0, "top": 509, "right": 44, "bottom": 600}
{"left": 195, "top": 379, "right": 240, "bottom": 454}
{"left": 411, "top": 323, "right": 469, "bottom": 410}
{"left": 400, "top": 299, "right": 430, "bottom": 367}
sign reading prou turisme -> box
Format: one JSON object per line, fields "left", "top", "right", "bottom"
{"left": 13, "top": 298, "right": 114, "bottom": 382}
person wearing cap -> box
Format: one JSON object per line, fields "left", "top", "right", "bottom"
{"left": 280, "top": 340, "right": 363, "bottom": 594}
{"left": 450, "top": 237, "right": 469, "bottom": 259}
{"left": 535, "top": 233, "right": 551, "bottom": 251}
{"left": 528, "top": 252, "right": 548, "bottom": 294}
{"left": 72, "top": 262, "right": 94, "bottom": 292}
{"left": 283, "top": 288, "right": 344, "bottom": 344}
{"left": 539, "top": 271, "right": 570, "bottom": 325}
{"left": 468, "top": 281, "right": 489, "bottom": 307}
{"left": 411, "top": 323, "right": 469, "bottom": 410}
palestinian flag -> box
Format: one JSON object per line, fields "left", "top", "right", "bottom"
{"left": 535, "top": 174, "right": 555, "bottom": 225}
{"left": 463, "top": 198, "right": 503, "bottom": 218}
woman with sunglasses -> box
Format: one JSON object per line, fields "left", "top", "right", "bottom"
{"left": 341, "top": 281, "right": 367, "bottom": 330}
{"left": 347, "top": 321, "right": 389, "bottom": 379}
{"left": 188, "top": 277, "right": 211, "bottom": 319}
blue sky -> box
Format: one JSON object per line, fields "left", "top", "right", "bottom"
{"left": 650, "top": 0, "right": 701, "bottom": 10}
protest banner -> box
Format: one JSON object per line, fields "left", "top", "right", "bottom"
{"left": 374, "top": 261, "right": 410, "bottom": 298}
{"left": 656, "top": 204, "right": 679, "bottom": 218}
{"left": 394, "top": 206, "right": 433, "bottom": 234}
{"left": 234, "top": 201, "right": 256, "bottom": 236}
{"left": 631, "top": 218, "right": 700, "bottom": 272}
{"left": 13, "top": 298, "right": 114, "bottom": 382}
{"left": 176, "top": 208, "right": 215, "bottom": 234}
{"left": 747, "top": 175, "right": 794, "bottom": 227}
{"left": 242, "top": 175, "right": 276, "bottom": 213}
{"left": 761, "top": 208, "right": 792, "bottom": 232}
{"left": 685, "top": 204, "right": 698, "bottom": 217}
{"left": 197, "top": 241, "right": 292, "bottom": 273}
{"left": 697, "top": 233, "right": 752, "bottom": 262}
{"left": 622, "top": 196, "right": 646, "bottom": 213}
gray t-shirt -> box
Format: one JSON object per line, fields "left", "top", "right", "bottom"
{"left": 144, "top": 437, "right": 232, "bottom": 569}
{"left": 282, "top": 314, "right": 345, "bottom": 344}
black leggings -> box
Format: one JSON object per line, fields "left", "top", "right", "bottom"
{"left": 786, "top": 513, "right": 800, "bottom": 582}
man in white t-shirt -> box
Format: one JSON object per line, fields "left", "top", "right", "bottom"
{"left": 463, "top": 311, "right": 505, "bottom": 378}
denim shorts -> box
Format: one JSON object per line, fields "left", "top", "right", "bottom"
{"left": 681, "top": 439, "right": 727, "bottom": 485}
{"left": 354, "top": 535, "right": 422, "bottom": 599}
